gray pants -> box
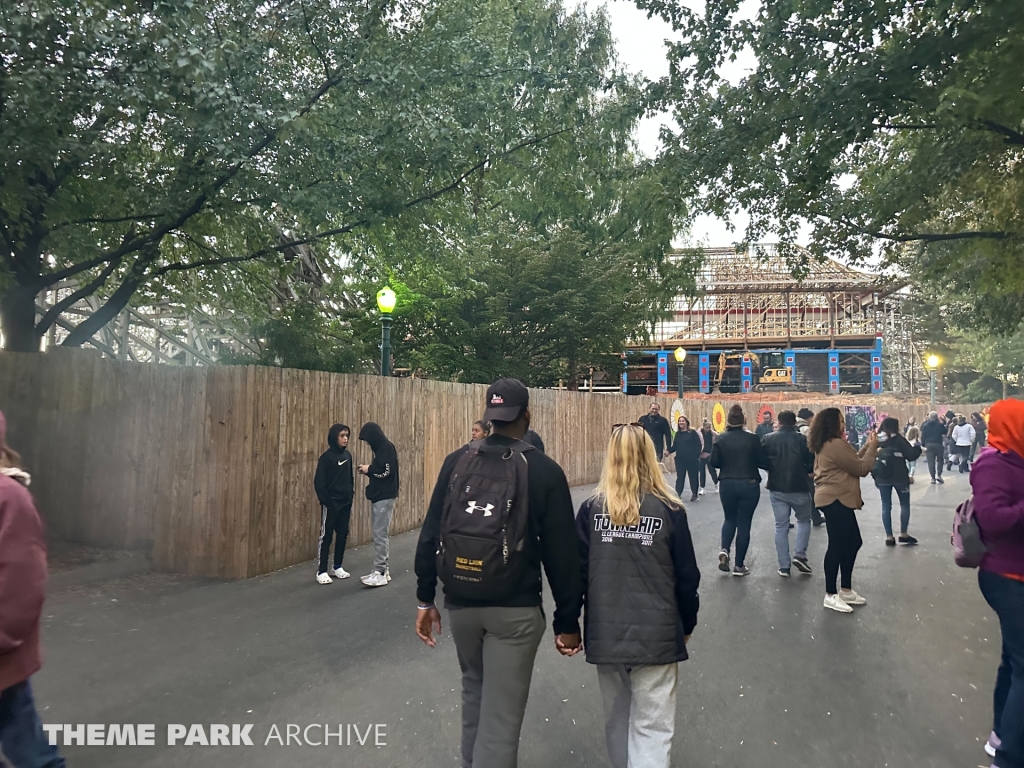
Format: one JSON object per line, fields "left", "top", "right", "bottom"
{"left": 770, "top": 490, "right": 813, "bottom": 569}
{"left": 597, "top": 662, "right": 678, "bottom": 768}
{"left": 371, "top": 498, "right": 395, "bottom": 572}
{"left": 448, "top": 606, "right": 545, "bottom": 768}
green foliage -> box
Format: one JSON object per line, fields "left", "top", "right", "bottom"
{"left": 1, "top": 0, "right": 634, "bottom": 352}
{"left": 641, "top": 0, "right": 1024, "bottom": 332}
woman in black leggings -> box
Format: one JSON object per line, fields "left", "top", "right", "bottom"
{"left": 808, "top": 408, "right": 879, "bottom": 613}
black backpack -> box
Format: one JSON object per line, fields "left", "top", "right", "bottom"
{"left": 871, "top": 439, "right": 897, "bottom": 483}
{"left": 437, "top": 439, "right": 533, "bottom": 601}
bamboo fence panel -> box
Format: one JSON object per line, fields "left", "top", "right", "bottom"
{"left": 0, "top": 349, "right": 989, "bottom": 578}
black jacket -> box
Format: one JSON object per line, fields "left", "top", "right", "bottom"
{"left": 415, "top": 435, "right": 583, "bottom": 635}
{"left": 871, "top": 433, "right": 922, "bottom": 486}
{"left": 523, "top": 429, "right": 546, "bottom": 454}
{"left": 755, "top": 421, "right": 775, "bottom": 441}
{"left": 314, "top": 424, "right": 354, "bottom": 505}
{"left": 762, "top": 427, "right": 814, "bottom": 493}
{"left": 920, "top": 418, "right": 946, "bottom": 445}
{"left": 577, "top": 494, "right": 700, "bottom": 665}
{"left": 709, "top": 427, "right": 767, "bottom": 482}
{"left": 358, "top": 422, "right": 400, "bottom": 502}
{"left": 669, "top": 429, "right": 703, "bottom": 467}
{"left": 639, "top": 413, "right": 672, "bottom": 455}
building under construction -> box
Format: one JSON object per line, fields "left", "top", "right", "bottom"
{"left": 623, "top": 245, "right": 926, "bottom": 396}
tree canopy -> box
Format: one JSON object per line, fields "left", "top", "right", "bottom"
{"left": 2, "top": 0, "right": 658, "bottom": 353}
{"left": 641, "top": 0, "right": 1023, "bottom": 332}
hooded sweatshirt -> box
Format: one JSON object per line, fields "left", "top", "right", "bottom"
{"left": 359, "top": 422, "right": 400, "bottom": 502}
{"left": 313, "top": 424, "right": 354, "bottom": 506}
{"left": 0, "top": 411, "right": 48, "bottom": 691}
{"left": 973, "top": 399, "right": 1024, "bottom": 577}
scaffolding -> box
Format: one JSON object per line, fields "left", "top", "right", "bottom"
{"left": 627, "top": 244, "right": 924, "bottom": 394}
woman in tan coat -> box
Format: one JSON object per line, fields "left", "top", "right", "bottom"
{"left": 809, "top": 408, "right": 879, "bottom": 613}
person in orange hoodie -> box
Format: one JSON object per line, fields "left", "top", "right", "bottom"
{"left": 0, "top": 411, "right": 65, "bottom": 767}
{"left": 972, "top": 399, "right": 1024, "bottom": 767}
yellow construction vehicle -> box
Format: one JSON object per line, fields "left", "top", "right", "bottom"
{"left": 754, "top": 367, "right": 806, "bottom": 393}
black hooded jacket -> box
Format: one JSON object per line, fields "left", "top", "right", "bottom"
{"left": 359, "top": 422, "right": 400, "bottom": 502}
{"left": 314, "top": 424, "right": 354, "bottom": 506}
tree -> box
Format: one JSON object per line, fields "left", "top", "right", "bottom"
{"left": 639, "top": 0, "right": 1024, "bottom": 332}
{"left": 1, "top": 0, "right": 617, "bottom": 350}
{"left": 327, "top": 66, "right": 691, "bottom": 386}
{"left": 949, "top": 323, "right": 1024, "bottom": 400}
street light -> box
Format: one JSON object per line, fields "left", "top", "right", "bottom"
{"left": 376, "top": 287, "right": 397, "bottom": 377}
{"left": 926, "top": 354, "right": 940, "bottom": 408}
{"left": 674, "top": 347, "right": 687, "bottom": 398}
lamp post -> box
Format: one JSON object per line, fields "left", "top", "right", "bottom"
{"left": 674, "top": 347, "right": 687, "bottom": 398}
{"left": 376, "top": 287, "right": 397, "bottom": 377}
{"left": 926, "top": 354, "right": 940, "bottom": 408}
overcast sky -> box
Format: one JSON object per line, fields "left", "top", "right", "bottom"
{"left": 573, "top": 0, "right": 754, "bottom": 247}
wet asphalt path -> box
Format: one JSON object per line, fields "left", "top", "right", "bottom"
{"left": 34, "top": 471, "right": 996, "bottom": 767}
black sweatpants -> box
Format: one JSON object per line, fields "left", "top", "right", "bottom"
{"left": 820, "top": 500, "right": 862, "bottom": 594}
{"left": 675, "top": 461, "right": 700, "bottom": 497}
{"left": 318, "top": 501, "right": 352, "bottom": 574}
{"left": 925, "top": 442, "right": 944, "bottom": 479}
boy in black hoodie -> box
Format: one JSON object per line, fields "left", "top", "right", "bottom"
{"left": 357, "top": 422, "right": 400, "bottom": 587}
{"left": 313, "top": 424, "right": 355, "bottom": 584}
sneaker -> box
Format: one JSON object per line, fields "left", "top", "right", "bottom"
{"left": 937, "top": 476, "right": 945, "bottom": 484}
{"left": 385, "top": 568, "right": 392, "bottom": 583}
{"left": 778, "top": 567, "right": 791, "bottom": 577}
{"left": 824, "top": 593, "right": 854, "bottom": 613}
{"left": 361, "top": 571, "right": 389, "bottom": 587}
{"left": 812, "top": 519, "right": 824, "bottom": 527}
{"left": 839, "top": 589, "right": 867, "bottom": 605}
{"left": 316, "top": 572, "right": 332, "bottom": 585}
{"left": 986, "top": 731, "right": 1000, "bottom": 757}
{"left": 698, "top": 487, "right": 706, "bottom": 496}
{"left": 930, "top": 477, "right": 937, "bottom": 484}
{"left": 908, "top": 476, "right": 915, "bottom": 484}
{"left": 732, "top": 566, "right": 750, "bottom": 577}
{"left": 792, "top": 557, "right": 812, "bottom": 574}
{"left": 885, "top": 537, "right": 897, "bottom": 547}
{"left": 898, "top": 534, "right": 918, "bottom": 546}
{"left": 690, "top": 494, "right": 699, "bottom": 502}
{"left": 331, "top": 566, "right": 350, "bottom": 579}
{"left": 718, "top": 550, "right": 731, "bottom": 572}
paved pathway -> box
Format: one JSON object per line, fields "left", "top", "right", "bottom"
{"left": 35, "top": 471, "right": 996, "bottom": 767}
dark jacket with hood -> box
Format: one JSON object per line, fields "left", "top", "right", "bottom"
{"left": 314, "top": 424, "right": 354, "bottom": 506}
{"left": 763, "top": 426, "right": 815, "bottom": 493}
{"left": 871, "top": 432, "right": 922, "bottom": 486}
{"left": 359, "top": 422, "right": 400, "bottom": 502}
{"left": 576, "top": 494, "right": 700, "bottom": 665}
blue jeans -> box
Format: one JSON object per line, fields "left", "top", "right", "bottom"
{"left": 877, "top": 484, "right": 911, "bottom": 537}
{"left": 770, "top": 491, "right": 812, "bottom": 569}
{"left": 719, "top": 479, "right": 761, "bottom": 568}
{"left": 979, "top": 571, "right": 1024, "bottom": 768}
{"left": 0, "top": 680, "right": 65, "bottom": 767}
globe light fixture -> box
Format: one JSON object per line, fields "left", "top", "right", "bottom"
{"left": 674, "top": 347, "right": 687, "bottom": 397}
{"left": 376, "top": 287, "right": 396, "bottom": 376}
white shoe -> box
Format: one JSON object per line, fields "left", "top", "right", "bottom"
{"left": 316, "top": 572, "right": 332, "bottom": 585}
{"left": 332, "top": 566, "right": 350, "bottom": 579}
{"left": 839, "top": 589, "right": 867, "bottom": 605}
{"left": 824, "top": 594, "right": 854, "bottom": 613}
{"left": 361, "top": 571, "right": 389, "bottom": 587}
{"left": 698, "top": 487, "right": 705, "bottom": 496}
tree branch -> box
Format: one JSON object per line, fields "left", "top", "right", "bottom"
{"left": 35, "top": 255, "right": 124, "bottom": 335}
{"left": 979, "top": 119, "right": 1024, "bottom": 146}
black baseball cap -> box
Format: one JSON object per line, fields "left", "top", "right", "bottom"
{"left": 483, "top": 378, "right": 529, "bottom": 422}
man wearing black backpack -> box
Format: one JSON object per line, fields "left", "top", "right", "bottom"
{"left": 414, "top": 378, "right": 583, "bottom": 768}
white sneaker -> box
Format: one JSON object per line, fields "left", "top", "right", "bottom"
{"left": 331, "top": 566, "right": 350, "bottom": 579}
{"left": 385, "top": 569, "right": 391, "bottom": 583}
{"left": 839, "top": 589, "right": 867, "bottom": 605}
{"left": 824, "top": 594, "right": 854, "bottom": 613}
{"left": 316, "top": 572, "right": 332, "bottom": 585}
{"left": 361, "top": 571, "right": 389, "bottom": 587}
{"left": 698, "top": 487, "right": 705, "bottom": 496}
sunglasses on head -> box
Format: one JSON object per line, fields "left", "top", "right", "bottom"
{"left": 611, "top": 422, "right": 643, "bottom": 433}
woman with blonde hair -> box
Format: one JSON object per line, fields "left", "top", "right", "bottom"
{"left": 576, "top": 423, "right": 701, "bottom": 768}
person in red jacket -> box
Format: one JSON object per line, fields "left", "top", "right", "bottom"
{"left": 0, "top": 411, "right": 65, "bottom": 767}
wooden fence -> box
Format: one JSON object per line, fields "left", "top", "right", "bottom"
{"left": 0, "top": 349, "right": 986, "bottom": 578}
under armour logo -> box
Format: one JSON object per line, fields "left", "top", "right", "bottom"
{"left": 465, "top": 501, "right": 494, "bottom": 516}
